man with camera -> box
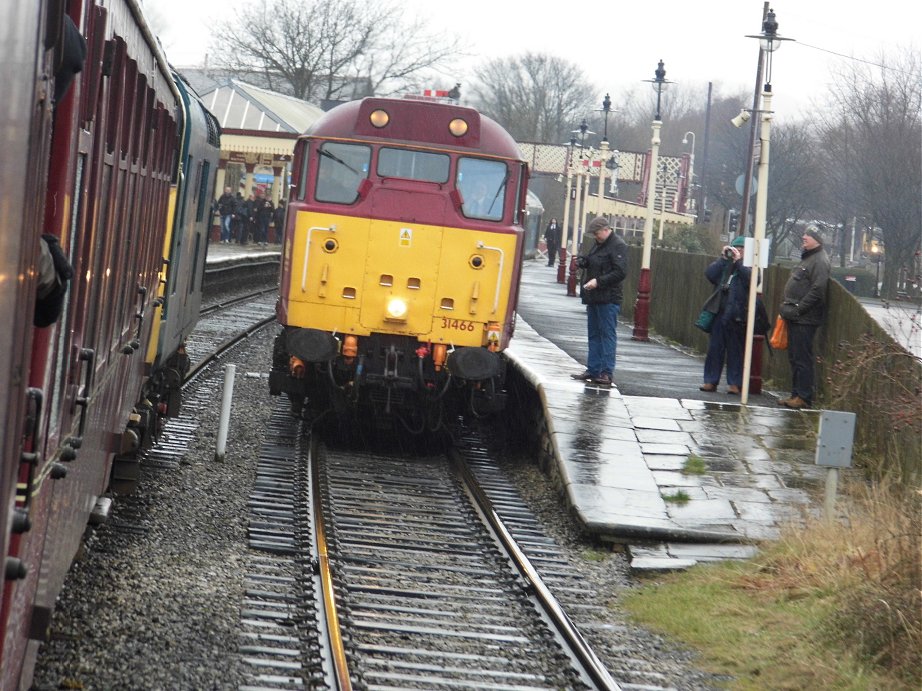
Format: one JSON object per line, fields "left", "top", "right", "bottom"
{"left": 569, "top": 216, "right": 628, "bottom": 387}
{"left": 699, "top": 236, "right": 751, "bottom": 395}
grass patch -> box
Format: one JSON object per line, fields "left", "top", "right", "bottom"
{"left": 581, "top": 548, "right": 609, "bottom": 562}
{"left": 621, "top": 479, "right": 921, "bottom": 689}
{"left": 662, "top": 490, "right": 690, "bottom": 504}
{"left": 683, "top": 454, "right": 708, "bottom": 475}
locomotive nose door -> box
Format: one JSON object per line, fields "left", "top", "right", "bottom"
{"left": 362, "top": 189, "right": 447, "bottom": 336}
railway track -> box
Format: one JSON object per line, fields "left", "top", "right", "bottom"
{"left": 241, "top": 415, "right": 623, "bottom": 690}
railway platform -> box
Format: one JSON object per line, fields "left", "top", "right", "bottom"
{"left": 511, "top": 259, "right": 837, "bottom": 571}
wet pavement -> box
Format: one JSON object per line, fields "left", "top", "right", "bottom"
{"left": 509, "top": 260, "right": 840, "bottom": 570}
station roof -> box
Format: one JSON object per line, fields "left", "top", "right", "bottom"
{"left": 198, "top": 79, "right": 324, "bottom": 134}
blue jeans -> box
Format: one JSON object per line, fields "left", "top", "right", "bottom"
{"left": 703, "top": 317, "right": 744, "bottom": 386}
{"left": 220, "top": 214, "right": 232, "bottom": 242}
{"left": 586, "top": 303, "right": 620, "bottom": 376}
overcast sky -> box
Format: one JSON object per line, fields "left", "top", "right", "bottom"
{"left": 146, "top": 0, "right": 919, "bottom": 123}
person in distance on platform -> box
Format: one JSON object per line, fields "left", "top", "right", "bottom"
{"left": 544, "top": 217, "right": 561, "bottom": 267}
{"left": 570, "top": 216, "right": 628, "bottom": 387}
{"left": 255, "top": 192, "right": 274, "bottom": 246}
{"left": 216, "top": 187, "right": 236, "bottom": 244}
{"left": 700, "top": 236, "right": 751, "bottom": 395}
{"left": 273, "top": 199, "right": 286, "bottom": 241}
{"left": 777, "top": 226, "right": 830, "bottom": 409}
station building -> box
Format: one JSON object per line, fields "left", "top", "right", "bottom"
{"left": 194, "top": 78, "right": 324, "bottom": 240}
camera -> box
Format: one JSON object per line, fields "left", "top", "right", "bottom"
{"left": 722, "top": 247, "right": 736, "bottom": 260}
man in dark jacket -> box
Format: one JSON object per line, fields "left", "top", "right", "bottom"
{"left": 570, "top": 216, "right": 628, "bottom": 387}
{"left": 544, "top": 218, "right": 561, "bottom": 267}
{"left": 699, "top": 236, "right": 752, "bottom": 394}
{"left": 778, "top": 226, "right": 830, "bottom": 409}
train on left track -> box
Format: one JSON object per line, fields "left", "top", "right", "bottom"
{"left": 0, "top": 2, "right": 220, "bottom": 687}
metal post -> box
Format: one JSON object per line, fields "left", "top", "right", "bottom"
{"left": 568, "top": 162, "right": 584, "bottom": 296}
{"left": 632, "top": 119, "right": 661, "bottom": 341}
{"left": 559, "top": 163, "right": 573, "bottom": 284}
{"left": 741, "top": 90, "right": 772, "bottom": 404}
{"left": 215, "top": 364, "right": 236, "bottom": 462}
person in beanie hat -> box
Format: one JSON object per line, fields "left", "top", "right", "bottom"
{"left": 777, "top": 225, "right": 830, "bottom": 408}
{"left": 569, "top": 216, "right": 628, "bottom": 387}
{"left": 699, "top": 236, "right": 752, "bottom": 394}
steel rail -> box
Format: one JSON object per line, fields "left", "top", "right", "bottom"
{"left": 309, "top": 441, "right": 353, "bottom": 690}
{"left": 449, "top": 447, "right": 622, "bottom": 691}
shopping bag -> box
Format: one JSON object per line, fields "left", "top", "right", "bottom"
{"left": 694, "top": 289, "right": 723, "bottom": 333}
{"left": 769, "top": 316, "right": 789, "bottom": 350}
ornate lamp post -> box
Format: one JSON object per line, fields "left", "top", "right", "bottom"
{"left": 871, "top": 245, "right": 882, "bottom": 297}
{"left": 682, "top": 131, "right": 696, "bottom": 218}
{"left": 632, "top": 59, "right": 669, "bottom": 341}
{"left": 597, "top": 94, "right": 614, "bottom": 216}
{"left": 567, "top": 119, "right": 594, "bottom": 296}
{"left": 740, "top": 7, "right": 794, "bottom": 403}
{"left": 606, "top": 153, "right": 620, "bottom": 195}
{"left": 558, "top": 135, "right": 577, "bottom": 284}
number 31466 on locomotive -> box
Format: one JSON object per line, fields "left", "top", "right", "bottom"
{"left": 270, "top": 96, "right": 529, "bottom": 433}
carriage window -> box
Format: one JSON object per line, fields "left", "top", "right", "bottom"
{"left": 457, "top": 158, "right": 507, "bottom": 221}
{"left": 377, "top": 148, "right": 449, "bottom": 183}
{"left": 315, "top": 142, "right": 370, "bottom": 204}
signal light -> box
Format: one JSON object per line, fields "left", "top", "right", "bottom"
{"left": 448, "top": 118, "right": 468, "bottom": 137}
{"left": 370, "top": 109, "right": 389, "bottom": 128}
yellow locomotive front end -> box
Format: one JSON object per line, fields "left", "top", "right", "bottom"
{"left": 269, "top": 96, "right": 527, "bottom": 431}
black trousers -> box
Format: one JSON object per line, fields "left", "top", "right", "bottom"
{"left": 787, "top": 322, "right": 819, "bottom": 402}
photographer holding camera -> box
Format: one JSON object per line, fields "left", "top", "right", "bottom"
{"left": 699, "top": 236, "right": 751, "bottom": 394}
{"left": 569, "top": 216, "right": 628, "bottom": 387}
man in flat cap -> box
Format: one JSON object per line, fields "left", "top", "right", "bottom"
{"left": 570, "top": 216, "right": 628, "bottom": 387}
{"left": 778, "top": 225, "right": 830, "bottom": 408}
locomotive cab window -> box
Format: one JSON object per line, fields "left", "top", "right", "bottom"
{"left": 457, "top": 158, "right": 507, "bottom": 221}
{"left": 315, "top": 142, "right": 370, "bottom": 204}
{"left": 377, "top": 148, "right": 449, "bottom": 183}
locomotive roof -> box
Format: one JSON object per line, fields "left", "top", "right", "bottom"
{"left": 304, "top": 98, "right": 523, "bottom": 161}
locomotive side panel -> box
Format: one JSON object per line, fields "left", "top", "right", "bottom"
{"left": 0, "top": 1, "right": 194, "bottom": 687}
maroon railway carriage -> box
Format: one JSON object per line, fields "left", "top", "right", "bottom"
{"left": 0, "top": 1, "right": 184, "bottom": 687}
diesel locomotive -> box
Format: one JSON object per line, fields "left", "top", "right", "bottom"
{"left": 270, "top": 96, "right": 529, "bottom": 432}
{"left": 0, "top": 2, "right": 219, "bottom": 687}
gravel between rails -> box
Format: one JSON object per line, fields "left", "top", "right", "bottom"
{"left": 32, "top": 324, "right": 723, "bottom": 690}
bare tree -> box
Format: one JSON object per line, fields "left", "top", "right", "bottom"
{"left": 470, "top": 53, "right": 596, "bottom": 144}
{"left": 821, "top": 47, "right": 921, "bottom": 296}
{"left": 208, "top": 0, "right": 460, "bottom": 102}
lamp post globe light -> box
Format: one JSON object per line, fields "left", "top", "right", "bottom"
{"left": 632, "top": 59, "right": 669, "bottom": 341}
{"left": 739, "top": 7, "right": 793, "bottom": 403}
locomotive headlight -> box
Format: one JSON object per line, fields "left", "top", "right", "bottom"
{"left": 370, "top": 109, "right": 390, "bottom": 128}
{"left": 448, "top": 118, "right": 468, "bottom": 137}
{"left": 385, "top": 297, "right": 408, "bottom": 321}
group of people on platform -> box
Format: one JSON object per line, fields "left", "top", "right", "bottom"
{"left": 214, "top": 187, "right": 286, "bottom": 246}
{"left": 556, "top": 215, "right": 830, "bottom": 408}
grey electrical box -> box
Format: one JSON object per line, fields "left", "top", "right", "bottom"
{"left": 815, "top": 411, "right": 856, "bottom": 468}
